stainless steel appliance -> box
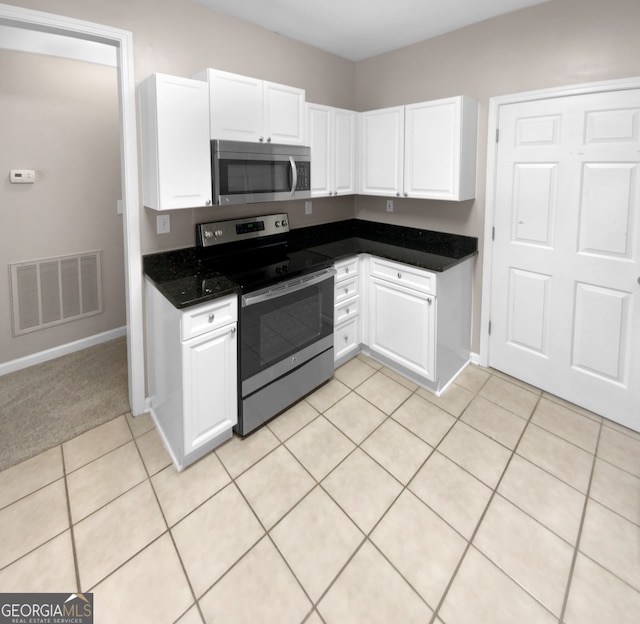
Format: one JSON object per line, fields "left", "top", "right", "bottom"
{"left": 211, "top": 140, "right": 311, "bottom": 205}
{"left": 196, "top": 214, "right": 334, "bottom": 435}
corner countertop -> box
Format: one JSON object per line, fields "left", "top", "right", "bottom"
{"left": 291, "top": 219, "right": 478, "bottom": 272}
{"left": 143, "top": 219, "right": 478, "bottom": 309}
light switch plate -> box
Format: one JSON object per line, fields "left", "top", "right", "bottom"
{"left": 305, "top": 200, "right": 312, "bottom": 215}
{"left": 386, "top": 200, "right": 394, "bottom": 212}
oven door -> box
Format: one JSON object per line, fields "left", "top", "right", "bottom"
{"left": 240, "top": 268, "right": 335, "bottom": 396}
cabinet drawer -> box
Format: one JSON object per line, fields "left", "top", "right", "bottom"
{"left": 334, "top": 257, "right": 359, "bottom": 282}
{"left": 369, "top": 257, "right": 436, "bottom": 295}
{"left": 335, "top": 297, "right": 359, "bottom": 324}
{"left": 334, "top": 317, "right": 360, "bottom": 361}
{"left": 181, "top": 295, "right": 238, "bottom": 341}
{"left": 335, "top": 276, "right": 359, "bottom": 303}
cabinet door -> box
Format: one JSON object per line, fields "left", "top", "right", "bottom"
{"left": 140, "top": 73, "right": 212, "bottom": 210}
{"left": 333, "top": 108, "right": 358, "bottom": 195}
{"left": 369, "top": 277, "right": 435, "bottom": 380}
{"left": 359, "top": 107, "right": 404, "bottom": 196}
{"left": 264, "top": 80, "right": 305, "bottom": 144}
{"left": 182, "top": 323, "right": 237, "bottom": 455}
{"left": 404, "top": 97, "right": 477, "bottom": 200}
{"left": 307, "top": 103, "right": 332, "bottom": 196}
{"left": 208, "top": 69, "right": 264, "bottom": 142}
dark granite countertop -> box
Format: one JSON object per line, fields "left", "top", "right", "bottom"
{"left": 291, "top": 219, "right": 478, "bottom": 272}
{"left": 144, "top": 219, "right": 478, "bottom": 309}
{"left": 143, "top": 247, "right": 240, "bottom": 309}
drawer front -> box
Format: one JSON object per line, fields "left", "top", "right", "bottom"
{"left": 369, "top": 257, "right": 436, "bottom": 295}
{"left": 335, "top": 297, "right": 360, "bottom": 324}
{"left": 334, "top": 257, "right": 359, "bottom": 282}
{"left": 181, "top": 295, "right": 238, "bottom": 341}
{"left": 334, "top": 275, "right": 359, "bottom": 303}
{"left": 334, "top": 317, "right": 360, "bottom": 361}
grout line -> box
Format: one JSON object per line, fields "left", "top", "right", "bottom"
{"left": 557, "top": 418, "right": 603, "bottom": 624}
{"left": 60, "top": 444, "right": 83, "bottom": 593}
{"left": 428, "top": 389, "right": 554, "bottom": 624}
{"left": 128, "top": 420, "right": 206, "bottom": 624}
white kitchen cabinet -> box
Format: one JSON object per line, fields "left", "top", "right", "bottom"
{"left": 368, "top": 259, "right": 436, "bottom": 381}
{"left": 334, "top": 254, "right": 474, "bottom": 395}
{"left": 366, "top": 256, "right": 474, "bottom": 393}
{"left": 307, "top": 103, "right": 357, "bottom": 197}
{"left": 145, "top": 280, "right": 237, "bottom": 471}
{"left": 359, "top": 106, "right": 405, "bottom": 197}
{"left": 140, "top": 73, "right": 212, "bottom": 211}
{"left": 359, "top": 96, "right": 478, "bottom": 201}
{"left": 196, "top": 68, "right": 306, "bottom": 144}
{"left": 333, "top": 256, "right": 361, "bottom": 365}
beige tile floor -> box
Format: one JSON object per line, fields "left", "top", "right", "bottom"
{"left": 1, "top": 355, "right": 639, "bottom": 623}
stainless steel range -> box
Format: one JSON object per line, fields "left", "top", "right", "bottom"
{"left": 196, "top": 214, "right": 335, "bottom": 436}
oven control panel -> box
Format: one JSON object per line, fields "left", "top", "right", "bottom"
{"left": 197, "top": 213, "right": 290, "bottom": 248}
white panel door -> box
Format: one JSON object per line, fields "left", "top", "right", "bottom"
{"left": 263, "top": 80, "right": 305, "bottom": 145}
{"left": 183, "top": 323, "right": 237, "bottom": 455}
{"left": 307, "top": 103, "right": 332, "bottom": 196}
{"left": 404, "top": 99, "right": 457, "bottom": 199}
{"left": 359, "top": 106, "right": 404, "bottom": 196}
{"left": 490, "top": 89, "right": 640, "bottom": 431}
{"left": 333, "top": 107, "right": 358, "bottom": 195}
{"left": 207, "top": 69, "right": 264, "bottom": 142}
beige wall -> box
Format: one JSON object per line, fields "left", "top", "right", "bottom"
{"left": 354, "top": 0, "right": 640, "bottom": 351}
{"left": 0, "top": 51, "right": 125, "bottom": 363}
{"left": 6, "top": 0, "right": 640, "bottom": 358}
{"left": 7, "top": 0, "right": 358, "bottom": 256}
{"left": 3, "top": 0, "right": 356, "bottom": 364}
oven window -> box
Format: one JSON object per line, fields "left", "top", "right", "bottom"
{"left": 220, "top": 159, "right": 292, "bottom": 195}
{"left": 241, "top": 278, "right": 333, "bottom": 381}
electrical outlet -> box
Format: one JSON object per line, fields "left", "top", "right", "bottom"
{"left": 386, "top": 199, "right": 394, "bottom": 212}
{"left": 305, "top": 200, "right": 312, "bottom": 215}
{"left": 156, "top": 214, "right": 171, "bottom": 234}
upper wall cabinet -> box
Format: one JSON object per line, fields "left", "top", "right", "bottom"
{"left": 306, "top": 103, "right": 358, "bottom": 197}
{"left": 140, "top": 73, "right": 213, "bottom": 211}
{"left": 359, "top": 106, "right": 405, "bottom": 198}
{"left": 195, "top": 68, "right": 306, "bottom": 145}
{"left": 359, "top": 96, "right": 478, "bottom": 201}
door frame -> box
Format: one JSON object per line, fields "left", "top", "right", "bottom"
{"left": 479, "top": 75, "right": 640, "bottom": 368}
{"left": 0, "top": 3, "right": 146, "bottom": 415}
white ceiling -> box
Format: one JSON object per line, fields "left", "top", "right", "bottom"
{"left": 193, "top": 0, "right": 551, "bottom": 61}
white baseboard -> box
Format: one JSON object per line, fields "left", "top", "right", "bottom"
{"left": 0, "top": 326, "right": 127, "bottom": 377}
{"left": 470, "top": 351, "right": 481, "bottom": 366}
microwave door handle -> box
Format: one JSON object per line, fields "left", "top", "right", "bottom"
{"left": 289, "top": 156, "right": 297, "bottom": 198}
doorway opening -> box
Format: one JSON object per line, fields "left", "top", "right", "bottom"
{"left": 0, "top": 4, "right": 145, "bottom": 422}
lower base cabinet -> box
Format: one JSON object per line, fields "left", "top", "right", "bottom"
{"left": 145, "top": 280, "right": 238, "bottom": 471}
{"left": 368, "top": 276, "right": 435, "bottom": 381}
{"left": 334, "top": 254, "right": 473, "bottom": 395}
{"left": 333, "top": 257, "right": 361, "bottom": 366}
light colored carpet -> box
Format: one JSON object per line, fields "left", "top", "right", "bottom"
{"left": 0, "top": 337, "right": 130, "bottom": 472}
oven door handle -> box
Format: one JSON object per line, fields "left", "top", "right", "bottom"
{"left": 241, "top": 267, "right": 336, "bottom": 307}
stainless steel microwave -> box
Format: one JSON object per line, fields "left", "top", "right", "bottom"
{"left": 211, "top": 140, "right": 311, "bottom": 205}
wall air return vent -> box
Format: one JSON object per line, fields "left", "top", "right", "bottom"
{"left": 9, "top": 251, "right": 102, "bottom": 336}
